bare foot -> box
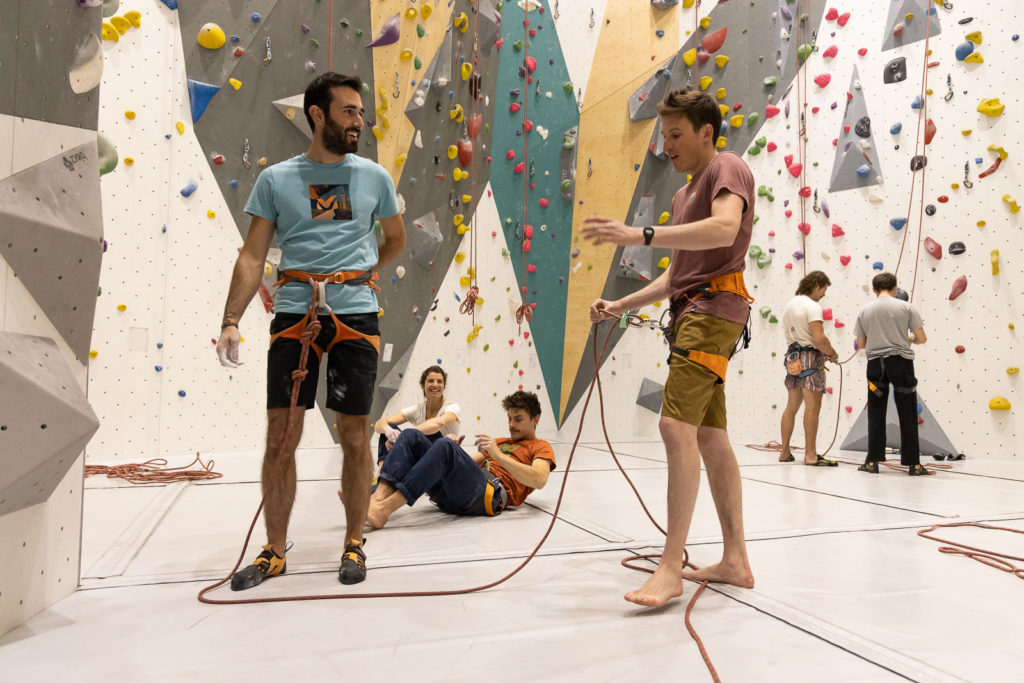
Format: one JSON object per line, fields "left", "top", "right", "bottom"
{"left": 624, "top": 566, "right": 684, "bottom": 607}
{"left": 682, "top": 560, "right": 754, "bottom": 588}
{"left": 365, "top": 501, "right": 389, "bottom": 530}
{"left": 778, "top": 451, "right": 792, "bottom": 462}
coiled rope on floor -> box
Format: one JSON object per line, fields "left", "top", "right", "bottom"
{"left": 84, "top": 453, "right": 222, "bottom": 484}
{"left": 918, "top": 523, "right": 1024, "bottom": 579}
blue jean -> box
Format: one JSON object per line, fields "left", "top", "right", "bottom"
{"left": 378, "top": 430, "right": 490, "bottom": 515}
{"left": 376, "top": 424, "right": 441, "bottom": 464}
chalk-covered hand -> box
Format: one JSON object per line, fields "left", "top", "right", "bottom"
{"left": 580, "top": 216, "right": 641, "bottom": 247}
{"left": 216, "top": 326, "right": 243, "bottom": 369}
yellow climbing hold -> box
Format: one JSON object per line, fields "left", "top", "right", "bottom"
{"left": 729, "top": 114, "right": 744, "bottom": 128}
{"left": 453, "top": 214, "right": 465, "bottom": 227}
{"left": 462, "top": 194, "right": 472, "bottom": 204}
{"left": 988, "top": 144, "right": 1008, "bottom": 160}
{"left": 258, "top": 157, "right": 268, "bottom": 166}
{"left": 124, "top": 10, "right": 141, "bottom": 29}
{"left": 683, "top": 48, "right": 697, "bottom": 66}
{"left": 124, "top": 110, "right": 136, "bottom": 120}
{"left": 988, "top": 397, "right": 1011, "bottom": 411}
{"left": 1002, "top": 195, "right": 1020, "bottom": 214}
{"left": 110, "top": 16, "right": 131, "bottom": 34}
{"left": 198, "top": 23, "right": 226, "bottom": 50}
{"left": 101, "top": 22, "right": 119, "bottom": 42}
{"left": 207, "top": 210, "right": 216, "bottom": 219}
{"left": 405, "top": 7, "right": 418, "bottom": 19}
{"left": 718, "top": 104, "right": 729, "bottom": 117}
{"left": 977, "top": 98, "right": 1005, "bottom": 117}
{"left": 466, "top": 324, "right": 482, "bottom": 343}
{"left": 964, "top": 52, "right": 984, "bottom": 64}
{"left": 658, "top": 211, "right": 670, "bottom": 224}
{"left": 977, "top": 220, "right": 987, "bottom": 227}
{"left": 420, "top": 4, "right": 432, "bottom": 19}
{"left": 457, "top": 224, "right": 470, "bottom": 236}
{"left": 1008, "top": 367, "right": 1020, "bottom": 375}
{"left": 453, "top": 168, "right": 468, "bottom": 181}
{"left": 992, "top": 249, "right": 1000, "bottom": 275}
{"left": 454, "top": 11, "right": 468, "bottom": 32}
{"left": 700, "top": 17, "right": 711, "bottom": 29}
{"left": 951, "top": 183, "right": 960, "bottom": 190}
{"left": 715, "top": 87, "right": 727, "bottom": 100}
{"left": 89, "top": 350, "right": 98, "bottom": 359}
{"left": 716, "top": 137, "right": 727, "bottom": 149}
{"left": 123, "top": 157, "right": 134, "bottom": 166}
{"left": 460, "top": 276, "right": 472, "bottom": 288}
{"left": 454, "top": 252, "right": 466, "bottom": 264}
{"left": 449, "top": 103, "right": 464, "bottom": 121}
{"left": 228, "top": 78, "right": 242, "bottom": 90}
{"left": 699, "top": 76, "right": 713, "bottom": 90}
{"left": 117, "top": 304, "right": 127, "bottom": 312}
{"left": 961, "top": 129, "right": 972, "bottom": 136}
{"left": 965, "top": 31, "right": 982, "bottom": 44}
{"left": 400, "top": 49, "right": 413, "bottom": 61}
{"left": 657, "top": 256, "right": 670, "bottom": 269}
{"left": 446, "top": 145, "right": 459, "bottom": 160}
{"left": 682, "top": 0, "right": 695, "bottom": 7}
{"left": 372, "top": 125, "right": 385, "bottom": 140}
{"left": 176, "top": 121, "right": 185, "bottom": 134}
{"left": 395, "top": 153, "right": 407, "bottom": 166}
{"left": 715, "top": 55, "right": 730, "bottom": 68}
{"left": 461, "top": 62, "right": 473, "bottom": 81}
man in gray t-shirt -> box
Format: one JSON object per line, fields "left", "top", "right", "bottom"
{"left": 852, "top": 273, "right": 930, "bottom": 475}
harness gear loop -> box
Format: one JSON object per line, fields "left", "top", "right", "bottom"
{"left": 662, "top": 272, "right": 755, "bottom": 381}
{"left": 270, "top": 269, "right": 383, "bottom": 428}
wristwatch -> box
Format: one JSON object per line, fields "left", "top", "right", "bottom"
{"left": 642, "top": 226, "right": 655, "bottom": 246}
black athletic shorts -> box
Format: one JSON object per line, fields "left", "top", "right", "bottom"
{"left": 266, "top": 312, "right": 379, "bottom": 415}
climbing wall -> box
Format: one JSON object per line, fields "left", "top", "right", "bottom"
{"left": 0, "top": 0, "right": 104, "bottom": 638}
{"left": 87, "top": 1, "right": 1023, "bottom": 465}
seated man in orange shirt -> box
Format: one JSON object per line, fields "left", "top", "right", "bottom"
{"left": 366, "top": 391, "right": 555, "bottom": 527}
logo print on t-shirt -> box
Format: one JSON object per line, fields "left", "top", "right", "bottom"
{"left": 309, "top": 184, "right": 353, "bottom": 220}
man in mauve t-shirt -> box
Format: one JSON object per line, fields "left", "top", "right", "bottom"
{"left": 582, "top": 89, "right": 755, "bottom": 608}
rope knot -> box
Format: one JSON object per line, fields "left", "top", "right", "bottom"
{"left": 459, "top": 286, "right": 480, "bottom": 315}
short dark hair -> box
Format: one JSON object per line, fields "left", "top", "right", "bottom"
{"left": 872, "top": 272, "right": 897, "bottom": 293}
{"left": 501, "top": 390, "right": 541, "bottom": 419}
{"left": 656, "top": 89, "right": 723, "bottom": 145}
{"left": 419, "top": 365, "right": 447, "bottom": 387}
{"left": 796, "top": 271, "right": 832, "bottom": 296}
{"left": 303, "top": 72, "right": 363, "bottom": 132}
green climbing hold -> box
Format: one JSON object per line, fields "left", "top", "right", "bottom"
{"left": 562, "top": 81, "right": 574, "bottom": 95}
{"left": 355, "top": 28, "right": 363, "bottom": 36}
{"left": 560, "top": 179, "right": 573, "bottom": 193}
{"left": 416, "top": 24, "right": 425, "bottom": 38}
{"left": 483, "top": 344, "right": 489, "bottom": 351}
{"left": 759, "top": 306, "right": 771, "bottom": 319}
{"left": 97, "top": 133, "right": 118, "bottom": 176}
{"left": 414, "top": 56, "right": 422, "bottom": 69}
{"left": 755, "top": 136, "right": 767, "bottom": 148}
{"left": 764, "top": 75, "right": 778, "bottom": 87}
{"left": 749, "top": 245, "right": 763, "bottom": 259}
{"left": 513, "top": 40, "right": 523, "bottom": 51}
{"left": 768, "top": 314, "right": 779, "bottom": 323}
{"left": 562, "top": 135, "right": 576, "bottom": 149}
{"left": 747, "top": 113, "right": 759, "bottom": 127}
{"left": 797, "top": 44, "right": 812, "bottom": 61}
{"left": 310, "top": 38, "right": 319, "bottom": 48}
{"left": 757, "top": 185, "right": 768, "bottom": 197}
{"left": 747, "top": 146, "right": 761, "bottom": 156}
{"left": 757, "top": 252, "right": 773, "bottom": 269}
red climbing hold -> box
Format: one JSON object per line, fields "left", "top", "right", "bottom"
{"left": 798, "top": 223, "right": 811, "bottom": 235}
{"left": 697, "top": 51, "right": 711, "bottom": 65}
{"left": 785, "top": 210, "right": 793, "bottom": 218}
{"left": 788, "top": 163, "right": 803, "bottom": 178}
{"left": 924, "top": 237, "right": 942, "bottom": 259}
{"left": 826, "top": 8, "right": 838, "bottom": 21}
{"left": 509, "top": 102, "right": 521, "bottom": 113}
{"left": 798, "top": 186, "right": 812, "bottom": 198}
{"left": 845, "top": 406, "right": 853, "bottom": 413}
{"left": 522, "top": 238, "right": 531, "bottom": 252}
{"left": 522, "top": 119, "right": 534, "bottom": 132}
{"left": 524, "top": 224, "right": 533, "bottom": 239}
{"left": 702, "top": 26, "right": 728, "bottom": 54}
{"left": 924, "top": 118, "right": 936, "bottom": 145}
{"left": 955, "top": 345, "right": 966, "bottom": 354}
{"left": 766, "top": 142, "right": 777, "bottom": 152}
{"left": 496, "top": 38, "right": 503, "bottom": 50}
{"left": 457, "top": 138, "right": 473, "bottom": 168}
{"left": 838, "top": 12, "right": 850, "bottom": 27}
{"left": 832, "top": 224, "right": 845, "bottom": 237}
{"left": 784, "top": 154, "right": 794, "bottom": 167}
{"left": 840, "top": 255, "right": 851, "bottom": 265}
{"left": 524, "top": 56, "right": 537, "bottom": 73}
{"left": 732, "top": 102, "right": 743, "bottom": 112}
{"left": 938, "top": 195, "right": 949, "bottom": 203}
{"left": 539, "top": 198, "right": 549, "bottom": 208}
{"left": 949, "top": 275, "right": 968, "bottom": 300}
{"left": 506, "top": 149, "right": 515, "bottom": 160}
{"left": 513, "top": 161, "right": 525, "bottom": 173}
{"left": 858, "top": 47, "right": 868, "bottom": 56}
{"left": 814, "top": 74, "right": 831, "bottom": 88}
{"left": 467, "top": 114, "right": 483, "bottom": 139}
{"left": 823, "top": 45, "right": 838, "bottom": 59}
{"left": 766, "top": 105, "right": 781, "bottom": 118}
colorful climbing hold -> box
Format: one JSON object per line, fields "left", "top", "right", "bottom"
{"left": 197, "top": 22, "right": 226, "bottom": 49}
{"left": 948, "top": 275, "right": 968, "bottom": 300}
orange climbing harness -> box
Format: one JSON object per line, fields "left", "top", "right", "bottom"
{"left": 664, "top": 272, "right": 755, "bottom": 382}
{"left": 271, "top": 269, "right": 382, "bottom": 427}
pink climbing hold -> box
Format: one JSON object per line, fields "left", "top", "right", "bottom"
{"left": 496, "top": 38, "right": 503, "bottom": 50}
{"left": 823, "top": 45, "right": 838, "bottom": 59}
{"left": 766, "top": 105, "right": 781, "bottom": 118}
{"left": 539, "top": 198, "right": 549, "bottom": 208}
{"left": 524, "top": 224, "right": 534, "bottom": 238}
{"left": 837, "top": 12, "right": 850, "bottom": 27}
{"left": 839, "top": 255, "right": 851, "bottom": 265}
{"left": 825, "top": 8, "right": 839, "bottom": 21}
{"left": 814, "top": 74, "right": 831, "bottom": 88}
{"left": 509, "top": 102, "right": 521, "bottom": 113}
{"left": 949, "top": 275, "right": 968, "bottom": 300}
{"left": 924, "top": 237, "right": 942, "bottom": 259}
{"left": 768, "top": 230, "right": 776, "bottom": 237}
{"left": 831, "top": 224, "right": 845, "bottom": 237}
{"left": 822, "top": 308, "right": 833, "bottom": 321}
{"left": 766, "top": 142, "right": 778, "bottom": 152}
{"left": 893, "top": 22, "right": 904, "bottom": 38}
{"left": 701, "top": 26, "right": 728, "bottom": 54}
{"left": 527, "top": 264, "right": 537, "bottom": 273}
{"left": 522, "top": 238, "right": 531, "bottom": 252}
{"left": 798, "top": 223, "right": 811, "bottom": 235}
{"left": 524, "top": 56, "right": 537, "bottom": 73}
{"left": 785, "top": 210, "right": 793, "bottom": 218}
{"left": 506, "top": 149, "right": 515, "bottom": 160}
{"left": 788, "top": 163, "right": 803, "bottom": 178}
{"left": 845, "top": 406, "right": 853, "bottom": 413}
{"left": 785, "top": 263, "right": 794, "bottom": 270}
{"left": 513, "top": 161, "right": 525, "bottom": 173}
{"left": 834, "top": 320, "right": 845, "bottom": 328}
{"left": 857, "top": 47, "right": 868, "bottom": 56}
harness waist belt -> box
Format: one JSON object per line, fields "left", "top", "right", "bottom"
{"left": 275, "top": 268, "right": 381, "bottom": 291}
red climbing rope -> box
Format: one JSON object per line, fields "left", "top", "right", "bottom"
{"left": 918, "top": 523, "right": 1024, "bottom": 578}
{"left": 514, "top": 12, "right": 534, "bottom": 332}
{"left": 894, "top": 14, "right": 934, "bottom": 302}
{"left": 795, "top": 0, "right": 810, "bottom": 277}
{"left": 461, "top": 0, "right": 482, "bottom": 324}
{"left": 84, "top": 454, "right": 222, "bottom": 484}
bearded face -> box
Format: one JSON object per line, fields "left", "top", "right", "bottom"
{"left": 322, "top": 113, "right": 360, "bottom": 155}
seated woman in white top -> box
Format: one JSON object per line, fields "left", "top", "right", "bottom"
{"left": 373, "top": 365, "right": 462, "bottom": 465}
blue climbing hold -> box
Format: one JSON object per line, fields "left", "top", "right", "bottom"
{"left": 229, "top": 179, "right": 238, "bottom": 188}
{"left": 161, "top": 225, "right": 167, "bottom": 233}
{"left": 890, "top": 218, "right": 907, "bottom": 230}
{"left": 856, "top": 164, "right": 871, "bottom": 178}
{"left": 157, "top": 343, "right": 164, "bottom": 349}
{"left": 230, "top": 35, "right": 240, "bottom": 43}
{"left": 872, "top": 261, "right": 884, "bottom": 270}
{"left": 180, "top": 179, "right": 198, "bottom": 197}
{"left": 975, "top": 157, "right": 983, "bottom": 164}
{"left": 955, "top": 41, "right": 974, "bottom": 61}
{"left": 177, "top": 390, "right": 187, "bottom": 397}
{"left": 251, "top": 12, "right": 261, "bottom": 22}
{"left": 634, "top": 163, "right": 641, "bottom": 171}
{"left": 1014, "top": 34, "right": 1020, "bottom": 42}
{"left": 186, "top": 79, "right": 220, "bottom": 123}
{"left": 410, "top": 177, "right": 417, "bottom": 186}
{"left": 155, "top": 365, "right": 163, "bottom": 372}
{"left": 158, "top": 0, "right": 177, "bottom": 9}
{"left": 911, "top": 95, "right": 922, "bottom": 110}
{"left": 890, "top": 122, "right": 902, "bottom": 134}
{"left": 656, "top": 29, "right": 665, "bottom": 38}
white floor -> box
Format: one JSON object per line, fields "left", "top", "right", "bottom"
{"left": 3, "top": 439, "right": 1024, "bottom": 682}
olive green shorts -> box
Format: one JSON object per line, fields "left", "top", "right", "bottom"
{"left": 661, "top": 313, "right": 746, "bottom": 429}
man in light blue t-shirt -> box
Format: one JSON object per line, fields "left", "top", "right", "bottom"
{"left": 853, "top": 272, "right": 929, "bottom": 476}
{"left": 215, "top": 73, "right": 406, "bottom": 590}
